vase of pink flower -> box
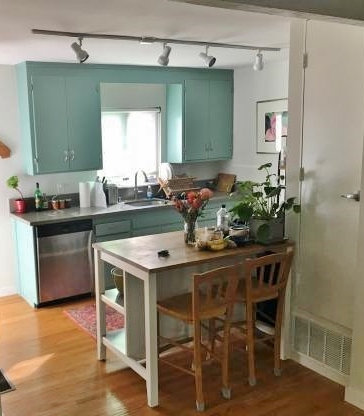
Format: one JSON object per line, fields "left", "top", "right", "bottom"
{"left": 172, "top": 188, "right": 213, "bottom": 245}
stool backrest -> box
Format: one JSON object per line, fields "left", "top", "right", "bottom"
{"left": 244, "top": 250, "right": 294, "bottom": 303}
{"left": 193, "top": 264, "right": 240, "bottom": 321}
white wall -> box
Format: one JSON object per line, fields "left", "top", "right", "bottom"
{"left": 0, "top": 66, "right": 21, "bottom": 295}
{"left": 222, "top": 59, "right": 289, "bottom": 181}
{"left": 0, "top": 60, "right": 288, "bottom": 296}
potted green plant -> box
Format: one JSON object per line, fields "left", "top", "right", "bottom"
{"left": 7, "top": 175, "right": 26, "bottom": 213}
{"left": 229, "top": 163, "right": 300, "bottom": 243}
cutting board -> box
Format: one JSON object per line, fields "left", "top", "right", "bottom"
{"left": 216, "top": 173, "right": 236, "bottom": 193}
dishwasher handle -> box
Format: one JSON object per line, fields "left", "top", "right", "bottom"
{"left": 88, "top": 229, "right": 95, "bottom": 293}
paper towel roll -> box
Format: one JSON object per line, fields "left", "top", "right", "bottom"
{"left": 79, "top": 182, "right": 91, "bottom": 208}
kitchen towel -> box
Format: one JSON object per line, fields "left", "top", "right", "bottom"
{"left": 79, "top": 182, "right": 91, "bottom": 208}
{"left": 90, "top": 182, "right": 107, "bottom": 208}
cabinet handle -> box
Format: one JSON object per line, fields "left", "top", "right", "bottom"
{"left": 64, "top": 150, "right": 69, "bottom": 162}
{"left": 70, "top": 150, "right": 75, "bottom": 161}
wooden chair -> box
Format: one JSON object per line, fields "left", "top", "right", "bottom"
{"left": 228, "top": 249, "right": 294, "bottom": 386}
{"left": 157, "top": 264, "right": 240, "bottom": 412}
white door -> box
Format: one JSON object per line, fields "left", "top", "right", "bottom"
{"left": 297, "top": 20, "right": 364, "bottom": 329}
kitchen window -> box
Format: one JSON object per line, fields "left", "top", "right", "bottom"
{"left": 99, "top": 109, "right": 161, "bottom": 179}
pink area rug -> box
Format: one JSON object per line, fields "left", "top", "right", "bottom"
{"left": 64, "top": 303, "right": 124, "bottom": 340}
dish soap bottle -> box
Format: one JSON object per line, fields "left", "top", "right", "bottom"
{"left": 34, "top": 182, "right": 43, "bottom": 211}
{"left": 216, "top": 204, "right": 230, "bottom": 237}
{"left": 147, "top": 185, "right": 153, "bottom": 199}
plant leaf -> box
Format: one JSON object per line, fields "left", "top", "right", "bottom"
{"left": 258, "top": 163, "right": 272, "bottom": 170}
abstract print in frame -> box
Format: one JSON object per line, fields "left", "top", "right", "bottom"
{"left": 256, "top": 98, "right": 288, "bottom": 153}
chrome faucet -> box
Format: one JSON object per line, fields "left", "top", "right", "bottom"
{"left": 134, "top": 170, "right": 148, "bottom": 199}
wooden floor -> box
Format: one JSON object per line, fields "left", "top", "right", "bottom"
{"left": 0, "top": 295, "right": 363, "bottom": 416}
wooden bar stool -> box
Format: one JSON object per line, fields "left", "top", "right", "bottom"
{"left": 237, "top": 250, "right": 293, "bottom": 385}
{"left": 157, "top": 264, "right": 240, "bottom": 412}
{"left": 218, "top": 249, "right": 294, "bottom": 386}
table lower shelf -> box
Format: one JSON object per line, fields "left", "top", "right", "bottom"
{"left": 103, "top": 331, "right": 147, "bottom": 380}
{"left": 101, "top": 288, "right": 124, "bottom": 314}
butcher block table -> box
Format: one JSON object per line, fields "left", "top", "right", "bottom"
{"left": 93, "top": 231, "right": 293, "bottom": 408}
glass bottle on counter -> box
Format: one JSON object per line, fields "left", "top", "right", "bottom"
{"left": 216, "top": 204, "right": 230, "bottom": 237}
{"left": 42, "top": 193, "right": 49, "bottom": 210}
{"left": 147, "top": 185, "right": 153, "bottom": 199}
{"left": 34, "top": 182, "right": 43, "bottom": 211}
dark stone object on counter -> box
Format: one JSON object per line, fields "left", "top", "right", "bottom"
{"left": 228, "top": 236, "right": 254, "bottom": 247}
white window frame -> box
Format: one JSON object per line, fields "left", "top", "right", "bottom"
{"left": 99, "top": 108, "right": 161, "bottom": 181}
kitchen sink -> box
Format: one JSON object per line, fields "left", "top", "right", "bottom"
{"left": 124, "top": 198, "right": 171, "bottom": 207}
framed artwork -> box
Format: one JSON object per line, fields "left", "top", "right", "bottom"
{"left": 256, "top": 98, "right": 288, "bottom": 153}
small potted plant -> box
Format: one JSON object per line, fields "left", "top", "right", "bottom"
{"left": 7, "top": 175, "right": 26, "bottom": 213}
{"left": 229, "top": 163, "right": 300, "bottom": 244}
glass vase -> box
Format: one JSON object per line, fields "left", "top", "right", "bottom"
{"left": 184, "top": 220, "right": 198, "bottom": 245}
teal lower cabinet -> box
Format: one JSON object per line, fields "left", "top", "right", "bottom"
{"left": 197, "top": 199, "right": 233, "bottom": 229}
{"left": 93, "top": 217, "right": 132, "bottom": 289}
{"left": 131, "top": 207, "right": 181, "bottom": 236}
{"left": 128, "top": 199, "right": 232, "bottom": 235}
{"left": 12, "top": 220, "right": 38, "bottom": 307}
{"left": 93, "top": 218, "right": 132, "bottom": 241}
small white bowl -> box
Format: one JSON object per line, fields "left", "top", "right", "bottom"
{"left": 229, "top": 225, "right": 249, "bottom": 238}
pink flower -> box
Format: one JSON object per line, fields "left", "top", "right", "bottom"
{"left": 172, "top": 188, "right": 213, "bottom": 222}
{"left": 200, "top": 188, "right": 213, "bottom": 201}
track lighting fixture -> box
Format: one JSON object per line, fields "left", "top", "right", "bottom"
{"left": 253, "top": 50, "right": 264, "bottom": 71}
{"left": 199, "top": 46, "right": 216, "bottom": 67}
{"left": 33, "top": 29, "right": 281, "bottom": 67}
{"left": 158, "top": 43, "right": 171, "bottom": 66}
{"left": 71, "top": 37, "right": 89, "bottom": 63}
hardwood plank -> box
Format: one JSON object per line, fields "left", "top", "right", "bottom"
{"left": 0, "top": 295, "right": 363, "bottom": 416}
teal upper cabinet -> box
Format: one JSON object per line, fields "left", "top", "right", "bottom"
{"left": 166, "top": 78, "right": 233, "bottom": 163}
{"left": 209, "top": 80, "right": 233, "bottom": 160}
{"left": 16, "top": 63, "right": 102, "bottom": 174}
{"left": 66, "top": 77, "right": 102, "bottom": 171}
{"left": 184, "top": 79, "right": 210, "bottom": 161}
{"left": 16, "top": 62, "right": 233, "bottom": 173}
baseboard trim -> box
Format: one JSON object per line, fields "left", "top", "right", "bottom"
{"left": 345, "top": 387, "right": 364, "bottom": 411}
{"left": 0, "top": 287, "right": 16, "bottom": 297}
{"left": 290, "top": 350, "right": 348, "bottom": 386}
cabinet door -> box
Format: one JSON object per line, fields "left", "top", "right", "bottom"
{"left": 66, "top": 77, "right": 103, "bottom": 171}
{"left": 209, "top": 80, "right": 233, "bottom": 160}
{"left": 31, "top": 75, "right": 69, "bottom": 173}
{"left": 184, "top": 79, "right": 209, "bottom": 161}
{"left": 13, "top": 220, "right": 38, "bottom": 307}
{"left": 166, "top": 83, "right": 183, "bottom": 163}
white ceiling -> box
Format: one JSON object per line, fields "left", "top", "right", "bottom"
{"left": 0, "top": 0, "right": 292, "bottom": 68}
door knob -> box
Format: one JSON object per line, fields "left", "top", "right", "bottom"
{"left": 341, "top": 191, "right": 360, "bottom": 201}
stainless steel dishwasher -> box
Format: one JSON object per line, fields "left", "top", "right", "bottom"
{"left": 35, "top": 219, "right": 93, "bottom": 304}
